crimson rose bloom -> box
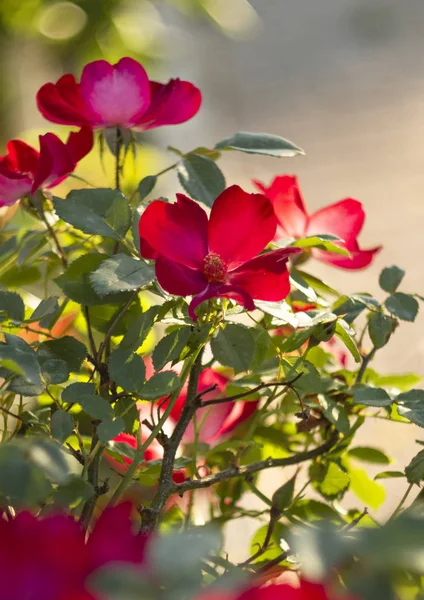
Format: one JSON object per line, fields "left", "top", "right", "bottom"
{"left": 0, "top": 127, "right": 93, "bottom": 207}
{"left": 0, "top": 502, "right": 147, "bottom": 600}
{"left": 254, "top": 175, "right": 381, "bottom": 269}
{"left": 37, "top": 57, "right": 201, "bottom": 131}
{"left": 198, "top": 580, "right": 354, "bottom": 600}
{"left": 138, "top": 185, "right": 301, "bottom": 319}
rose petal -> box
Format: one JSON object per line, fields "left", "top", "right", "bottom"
{"left": 65, "top": 127, "right": 93, "bottom": 164}
{"left": 307, "top": 198, "right": 366, "bottom": 247}
{"left": 312, "top": 243, "right": 382, "bottom": 270}
{"left": 208, "top": 185, "right": 277, "bottom": 268}
{"left": 139, "top": 194, "right": 209, "bottom": 268}
{"left": 37, "top": 74, "right": 93, "bottom": 127}
{"left": 32, "top": 133, "right": 74, "bottom": 192}
{"left": 254, "top": 175, "right": 308, "bottom": 238}
{"left": 3, "top": 140, "right": 39, "bottom": 176}
{"left": 80, "top": 58, "right": 151, "bottom": 128}
{"left": 155, "top": 254, "right": 207, "bottom": 296}
{"left": 189, "top": 283, "right": 255, "bottom": 321}
{"left": 0, "top": 166, "right": 32, "bottom": 207}
{"left": 228, "top": 247, "right": 301, "bottom": 302}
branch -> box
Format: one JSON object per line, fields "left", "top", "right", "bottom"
{"left": 201, "top": 373, "right": 303, "bottom": 408}
{"left": 140, "top": 350, "right": 204, "bottom": 532}
{"left": 173, "top": 430, "right": 339, "bottom": 495}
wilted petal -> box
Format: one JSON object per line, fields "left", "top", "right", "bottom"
{"left": 135, "top": 79, "right": 202, "bottom": 130}
{"left": 139, "top": 195, "right": 209, "bottom": 268}
{"left": 80, "top": 58, "right": 151, "bottom": 128}
{"left": 254, "top": 175, "right": 308, "bottom": 238}
{"left": 228, "top": 247, "right": 301, "bottom": 302}
{"left": 208, "top": 185, "right": 277, "bottom": 268}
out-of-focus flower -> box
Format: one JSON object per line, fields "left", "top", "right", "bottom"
{"left": 164, "top": 367, "right": 258, "bottom": 444}
{"left": 138, "top": 186, "right": 301, "bottom": 320}
{"left": 197, "top": 579, "right": 355, "bottom": 600}
{"left": 254, "top": 175, "right": 381, "bottom": 269}
{"left": 0, "top": 502, "right": 147, "bottom": 600}
{"left": 37, "top": 57, "right": 201, "bottom": 131}
{"left": 0, "top": 127, "right": 93, "bottom": 207}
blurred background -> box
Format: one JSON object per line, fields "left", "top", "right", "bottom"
{"left": 1, "top": 0, "right": 424, "bottom": 556}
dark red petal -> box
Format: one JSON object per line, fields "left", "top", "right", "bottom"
{"left": 312, "top": 244, "right": 382, "bottom": 270}
{"left": 65, "top": 127, "right": 93, "bottom": 164}
{"left": 135, "top": 78, "right": 201, "bottom": 130}
{"left": 32, "top": 133, "right": 74, "bottom": 192}
{"left": 86, "top": 502, "right": 147, "bottom": 570}
{"left": 254, "top": 175, "right": 308, "bottom": 239}
{"left": 36, "top": 74, "right": 92, "bottom": 127}
{"left": 80, "top": 58, "right": 151, "bottom": 128}
{"left": 155, "top": 254, "right": 207, "bottom": 296}
{"left": 228, "top": 247, "right": 301, "bottom": 302}
{"left": 139, "top": 194, "right": 209, "bottom": 268}
{"left": 217, "top": 400, "right": 259, "bottom": 439}
{"left": 188, "top": 283, "right": 255, "bottom": 321}
{"left": 208, "top": 185, "right": 277, "bottom": 268}
{"left": 3, "top": 139, "right": 39, "bottom": 176}
{"left": 307, "top": 198, "right": 365, "bottom": 246}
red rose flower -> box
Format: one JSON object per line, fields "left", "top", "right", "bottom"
{"left": 138, "top": 185, "right": 301, "bottom": 320}
{"left": 37, "top": 57, "right": 201, "bottom": 131}
{"left": 0, "top": 502, "right": 146, "bottom": 600}
{"left": 254, "top": 175, "right": 381, "bottom": 269}
{"left": 198, "top": 579, "right": 354, "bottom": 600}
{"left": 0, "top": 127, "right": 93, "bottom": 207}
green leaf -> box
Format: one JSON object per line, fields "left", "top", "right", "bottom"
{"left": 250, "top": 522, "right": 289, "bottom": 563}
{"left": 0, "top": 443, "right": 51, "bottom": 507}
{"left": 348, "top": 446, "right": 391, "bottom": 465}
{"left": 277, "top": 327, "right": 313, "bottom": 353}
{"left": 140, "top": 371, "right": 181, "bottom": 400}
{"left": 177, "top": 153, "right": 226, "bottom": 207}
{"left": 293, "top": 235, "right": 349, "bottom": 256}
{"left": 316, "top": 462, "right": 350, "bottom": 500}
{"left": 374, "top": 470, "right": 405, "bottom": 480}
{"left": 352, "top": 385, "right": 392, "bottom": 407}
{"left": 385, "top": 292, "right": 419, "bottom": 322}
{"left": 215, "top": 131, "right": 304, "bottom": 157}
{"left": 272, "top": 473, "right": 297, "bottom": 515}
{"left": 347, "top": 464, "right": 386, "bottom": 509}
{"left": 379, "top": 265, "right": 405, "bottom": 293}
{"left": 55, "top": 476, "right": 94, "bottom": 507}
{"left": 90, "top": 254, "right": 154, "bottom": 295}
{"left": 27, "top": 297, "right": 59, "bottom": 323}
{"left": 37, "top": 336, "right": 87, "bottom": 372}
{"left": 55, "top": 254, "right": 134, "bottom": 306}
{"left": 405, "top": 449, "right": 424, "bottom": 484}
{"left": 98, "top": 417, "right": 125, "bottom": 443}
{"left": 374, "top": 373, "right": 421, "bottom": 392}
{"left": 62, "top": 382, "right": 113, "bottom": 420}
{"left": 152, "top": 327, "right": 192, "bottom": 371}
{"left": 0, "top": 265, "right": 41, "bottom": 288}
{"left": 119, "top": 307, "right": 159, "bottom": 352}
{"left": 318, "top": 394, "right": 350, "bottom": 435}
{"left": 334, "top": 320, "right": 361, "bottom": 363}
{"left": 211, "top": 324, "right": 256, "bottom": 373}
{"left": 368, "top": 312, "right": 397, "bottom": 349}
{"left": 114, "top": 397, "right": 139, "bottom": 434}
{"left": 51, "top": 410, "right": 74, "bottom": 443}
{"left": 396, "top": 389, "right": 424, "bottom": 427}
{"left": 138, "top": 175, "right": 157, "bottom": 200}
{"left": 0, "top": 334, "right": 41, "bottom": 385}
{"left": 289, "top": 271, "right": 318, "bottom": 303}
{"left": 0, "top": 290, "right": 25, "bottom": 322}
{"left": 53, "top": 189, "right": 131, "bottom": 241}
{"left": 332, "top": 296, "right": 366, "bottom": 324}
{"left": 40, "top": 359, "right": 69, "bottom": 384}
{"left": 108, "top": 349, "right": 146, "bottom": 393}
{"left": 255, "top": 300, "right": 298, "bottom": 327}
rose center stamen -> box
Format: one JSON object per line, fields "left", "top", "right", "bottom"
{"left": 202, "top": 253, "right": 228, "bottom": 283}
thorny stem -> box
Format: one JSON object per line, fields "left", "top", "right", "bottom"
{"left": 173, "top": 430, "right": 339, "bottom": 496}
{"left": 356, "top": 347, "right": 377, "bottom": 384}
{"left": 140, "top": 350, "right": 205, "bottom": 533}
{"left": 39, "top": 209, "right": 68, "bottom": 268}
{"left": 96, "top": 292, "right": 137, "bottom": 363}
{"left": 389, "top": 482, "right": 414, "bottom": 521}
{"left": 80, "top": 430, "right": 104, "bottom": 528}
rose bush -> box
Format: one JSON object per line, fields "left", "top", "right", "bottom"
{"left": 0, "top": 55, "right": 423, "bottom": 600}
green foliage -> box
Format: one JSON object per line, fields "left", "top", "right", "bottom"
{"left": 215, "top": 131, "right": 304, "bottom": 157}
{"left": 90, "top": 254, "right": 155, "bottom": 295}
{"left": 177, "top": 153, "right": 226, "bottom": 207}
{"left": 108, "top": 349, "right": 146, "bottom": 393}
{"left": 379, "top": 265, "right": 405, "bottom": 293}
{"left": 211, "top": 324, "right": 256, "bottom": 373}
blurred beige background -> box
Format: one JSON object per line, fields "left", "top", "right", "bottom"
{"left": 2, "top": 0, "right": 424, "bottom": 559}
